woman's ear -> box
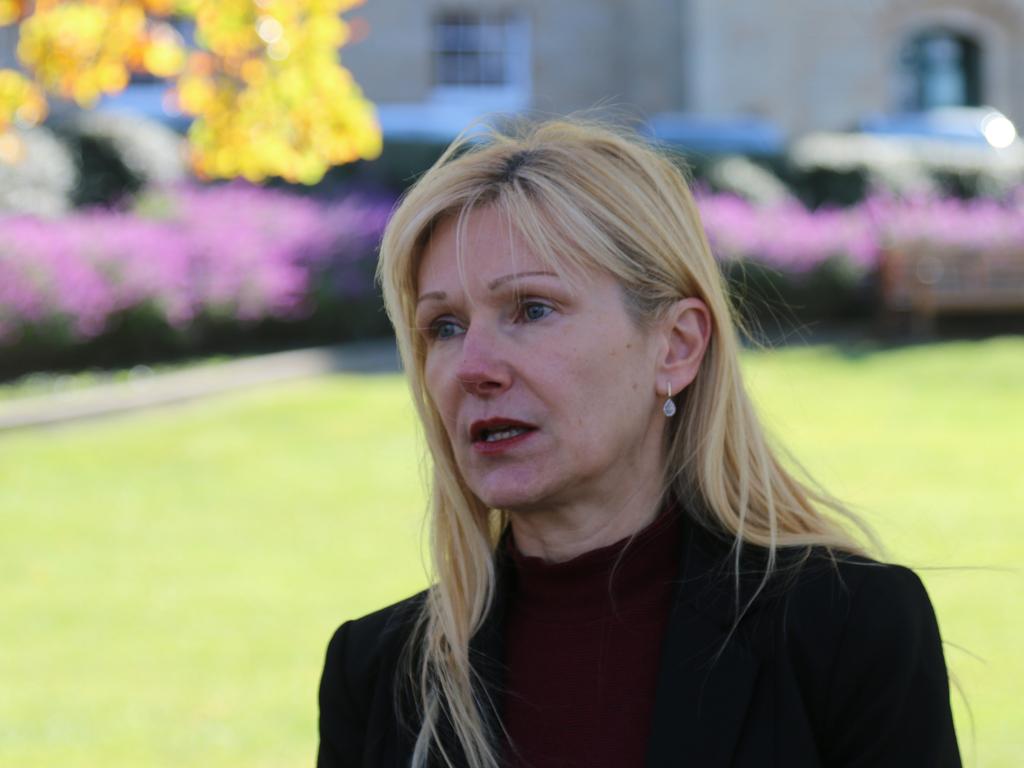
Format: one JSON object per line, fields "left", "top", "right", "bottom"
{"left": 656, "top": 297, "right": 711, "bottom": 397}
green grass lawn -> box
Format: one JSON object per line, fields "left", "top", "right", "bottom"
{"left": 1, "top": 337, "right": 1021, "bottom": 767}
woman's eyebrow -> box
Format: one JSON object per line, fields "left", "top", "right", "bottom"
{"left": 416, "top": 291, "right": 446, "bottom": 305}
{"left": 417, "top": 271, "right": 559, "bottom": 305}
{"left": 486, "top": 270, "right": 558, "bottom": 290}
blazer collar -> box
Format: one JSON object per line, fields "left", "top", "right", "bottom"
{"left": 644, "top": 515, "right": 764, "bottom": 768}
{"left": 452, "top": 511, "right": 767, "bottom": 768}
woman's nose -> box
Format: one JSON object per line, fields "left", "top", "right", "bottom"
{"left": 456, "top": 323, "right": 511, "bottom": 397}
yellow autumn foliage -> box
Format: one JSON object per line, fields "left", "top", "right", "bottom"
{"left": 0, "top": 0, "right": 26, "bottom": 26}
{"left": 0, "top": 68, "right": 47, "bottom": 131}
{"left": 0, "top": 0, "right": 380, "bottom": 182}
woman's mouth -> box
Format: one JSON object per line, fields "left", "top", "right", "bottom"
{"left": 469, "top": 419, "right": 538, "bottom": 453}
{"left": 481, "top": 426, "right": 530, "bottom": 442}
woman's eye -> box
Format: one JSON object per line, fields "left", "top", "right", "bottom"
{"left": 429, "top": 318, "right": 464, "bottom": 340}
{"left": 521, "top": 301, "right": 553, "bottom": 322}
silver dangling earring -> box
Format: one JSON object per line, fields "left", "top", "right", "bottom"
{"left": 662, "top": 384, "right": 677, "bottom": 418}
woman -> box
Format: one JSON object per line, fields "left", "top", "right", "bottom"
{"left": 317, "top": 119, "right": 961, "bottom": 767}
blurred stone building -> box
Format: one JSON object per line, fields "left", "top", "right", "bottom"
{"left": 341, "top": 0, "right": 1024, "bottom": 140}
{"left": 1, "top": 1, "right": 1021, "bottom": 142}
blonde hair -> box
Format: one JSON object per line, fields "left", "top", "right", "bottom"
{"left": 376, "top": 117, "right": 876, "bottom": 768}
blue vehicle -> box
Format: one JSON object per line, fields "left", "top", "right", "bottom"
{"left": 643, "top": 113, "right": 785, "bottom": 156}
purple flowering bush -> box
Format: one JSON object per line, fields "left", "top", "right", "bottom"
{"left": 694, "top": 190, "right": 1024, "bottom": 325}
{"left": 863, "top": 189, "right": 1024, "bottom": 253}
{"left": 697, "top": 194, "right": 880, "bottom": 274}
{"left": 2, "top": 183, "right": 1022, "bottom": 375}
{"left": 0, "top": 183, "right": 394, "bottom": 376}
{"left": 697, "top": 189, "right": 1024, "bottom": 274}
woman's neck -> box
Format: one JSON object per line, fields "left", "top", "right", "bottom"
{"left": 507, "top": 476, "right": 666, "bottom": 563}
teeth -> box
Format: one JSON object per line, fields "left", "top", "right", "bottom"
{"left": 484, "top": 427, "right": 527, "bottom": 442}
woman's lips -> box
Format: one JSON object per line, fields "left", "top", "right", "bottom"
{"left": 469, "top": 418, "right": 538, "bottom": 455}
{"left": 472, "top": 427, "right": 537, "bottom": 455}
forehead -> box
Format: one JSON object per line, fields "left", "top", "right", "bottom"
{"left": 417, "top": 205, "right": 559, "bottom": 294}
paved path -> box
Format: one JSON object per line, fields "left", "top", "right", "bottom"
{"left": 0, "top": 340, "right": 400, "bottom": 433}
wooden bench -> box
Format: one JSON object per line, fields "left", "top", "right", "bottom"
{"left": 880, "top": 245, "right": 1024, "bottom": 335}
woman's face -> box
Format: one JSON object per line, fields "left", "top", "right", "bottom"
{"left": 415, "top": 205, "right": 671, "bottom": 514}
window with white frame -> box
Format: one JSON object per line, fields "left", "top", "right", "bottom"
{"left": 432, "top": 11, "right": 529, "bottom": 105}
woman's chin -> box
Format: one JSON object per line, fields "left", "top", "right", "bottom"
{"left": 459, "top": 450, "right": 571, "bottom": 513}
{"left": 470, "top": 475, "right": 553, "bottom": 513}
{"left": 476, "top": 489, "right": 540, "bottom": 512}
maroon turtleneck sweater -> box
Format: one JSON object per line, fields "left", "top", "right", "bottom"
{"left": 502, "top": 510, "right": 683, "bottom": 768}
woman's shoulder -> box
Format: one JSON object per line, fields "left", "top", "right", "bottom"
{"left": 754, "top": 548, "right": 959, "bottom": 765}
{"left": 756, "top": 546, "right": 943, "bottom": 654}
{"left": 317, "top": 592, "right": 428, "bottom": 765}
{"left": 323, "top": 589, "right": 427, "bottom": 675}
{"left": 774, "top": 548, "right": 937, "bottom": 628}
{"left": 690, "top": 522, "right": 937, "bottom": 631}
{"left": 334, "top": 589, "right": 427, "bottom": 641}
{"left": 699, "top": 532, "right": 950, "bottom": 678}
{"left": 319, "top": 590, "right": 427, "bottom": 712}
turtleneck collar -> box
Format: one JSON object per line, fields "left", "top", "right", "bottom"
{"left": 505, "top": 507, "right": 683, "bottom": 622}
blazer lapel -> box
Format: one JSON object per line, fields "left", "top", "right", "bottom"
{"left": 645, "top": 520, "right": 763, "bottom": 768}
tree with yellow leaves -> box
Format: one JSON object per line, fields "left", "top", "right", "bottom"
{"left": 0, "top": 0, "right": 381, "bottom": 183}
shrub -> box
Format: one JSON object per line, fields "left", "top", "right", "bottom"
{"left": 696, "top": 189, "right": 1024, "bottom": 330}
{"left": 866, "top": 188, "right": 1024, "bottom": 251}
{"left": 0, "top": 182, "right": 394, "bottom": 377}
{"left": 696, "top": 193, "right": 880, "bottom": 325}
{"left": 4, "top": 183, "right": 1023, "bottom": 377}
{"left": 787, "top": 132, "right": 1024, "bottom": 208}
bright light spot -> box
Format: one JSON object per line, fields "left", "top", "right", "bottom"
{"left": 981, "top": 113, "right": 1017, "bottom": 148}
{"left": 257, "top": 17, "right": 284, "bottom": 44}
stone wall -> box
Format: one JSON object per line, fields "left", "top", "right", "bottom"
{"left": 343, "top": 0, "right": 1024, "bottom": 137}
{"left": 686, "top": 0, "right": 1024, "bottom": 133}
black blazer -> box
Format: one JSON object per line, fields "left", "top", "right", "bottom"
{"left": 317, "top": 516, "right": 961, "bottom": 767}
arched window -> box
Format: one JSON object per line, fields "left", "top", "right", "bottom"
{"left": 899, "top": 29, "right": 982, "bottom": 110}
